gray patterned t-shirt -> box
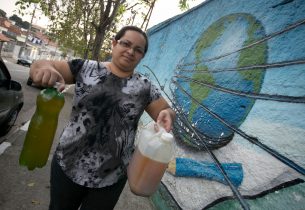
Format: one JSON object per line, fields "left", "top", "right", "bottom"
{"left": 55, "top": 59, "right": 161, "bottom": 188}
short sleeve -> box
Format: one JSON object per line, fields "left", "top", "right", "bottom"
{"left": 148, "top": 82, "right": 162, "bottom": 104}
{"left": 68, "top": 59, "right": 85, "bottom": 76}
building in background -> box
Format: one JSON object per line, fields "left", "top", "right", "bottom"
{"left": 0, "top": 17, "right": 73, "bottom": 61}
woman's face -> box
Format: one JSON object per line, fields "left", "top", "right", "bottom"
{"left": 111, "top": 30, "right": 147, "bottom": 74}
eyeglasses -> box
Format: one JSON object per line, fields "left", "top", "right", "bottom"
{"left": 117, "top": 39, "right": 145, "bottom": 56}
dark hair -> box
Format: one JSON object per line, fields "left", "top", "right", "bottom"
{"left": 114, "top": 26, "right": 149, "bottom": 54}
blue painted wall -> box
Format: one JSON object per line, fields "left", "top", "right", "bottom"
{"left": 138, "top": 1, "right": 305, "bottom": 208}
{"left": 138, "top": 0, "right": 305, "bottom": 171}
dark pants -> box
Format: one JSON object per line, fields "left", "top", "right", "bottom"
{"left": 49, "top": 157, "right": 127, "bottom": 210}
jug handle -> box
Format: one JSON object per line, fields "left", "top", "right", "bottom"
{"left": 153, "top": 123, "right": 166, "bottom": 137}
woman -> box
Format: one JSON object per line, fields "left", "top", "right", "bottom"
{"left": 29, "top": 25, "right": 175, "bottom": 210}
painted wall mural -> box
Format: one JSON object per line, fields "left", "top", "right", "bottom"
{"left": 138, "top": 0, "right": 305, "bottom": 209}
{"left": 174, "top": 13, "right": 267, "bottom": 148}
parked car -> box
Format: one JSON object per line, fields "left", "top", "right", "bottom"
{"left": 27, "top": 76, "right": 44, "bottom": 88}
{"left": 17, "top": 57, "right": 32, "bottom": 67}
{"left": 26, "top": 77, "right": 33, "bottom": 86}
{"left": 0, "top": 58, "right": 24, "bottom": 136}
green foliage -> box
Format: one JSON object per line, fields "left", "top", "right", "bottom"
{"left": 9, "top": 14, "right": 23, "bottom": 23}
{"left": 14, "top": 0, "right": 195, "bottom": 60}
{"left": 9, "top": 14, "right": 30, "bottom": 29}
{"left": 0, "top": 9, "right": 7, "bottom": 18}
{"left": 19, "top": 0, "right": 40, "bottom": 3}
{"left": 41, "top": 0, "right": 151, "bottom": 59}
{"left": 179, "top": 0, "right": 197, "bottom": 11}
{"left": 23, "top": 21, "right": 30, "bottom": 29}
{"left": 15, "top": 0, "right": 33, "bottom": 16}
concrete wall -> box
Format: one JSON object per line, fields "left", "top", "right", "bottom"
{"left": 138, "top": 0, "right": 305, "bottom": 209}
{"left": 140, "top": 0, "right": 305, "bottom": 170}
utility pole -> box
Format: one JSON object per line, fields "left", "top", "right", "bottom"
{"left": 19, "top": 4, "right": 37, "bottom": 58}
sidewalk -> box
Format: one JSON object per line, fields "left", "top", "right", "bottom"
{"left": 0, "top": 85, "right": 155, "bottom": 210}
{"left": 1, "top": 55, "right": 17, "bottom": 64}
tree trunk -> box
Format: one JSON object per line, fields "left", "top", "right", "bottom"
{"left": 92, "top": 26, "right": 106, "bottom": 61}
{"left": 91, "top": 0, "right": 123, "bottom": 61}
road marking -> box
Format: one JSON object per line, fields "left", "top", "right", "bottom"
{"left": 0, "top": 142, "right": 11, "bottom": 155}
{"left": 20, "top": 120, "right": 30, "bottom": 131}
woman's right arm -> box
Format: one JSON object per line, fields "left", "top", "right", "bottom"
{"left": 29, "top": 60, "right": 74, "bottom": 91}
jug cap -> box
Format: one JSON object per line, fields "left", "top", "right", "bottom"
{"left": 161, "top": 132, "right": 174, "bottom": 143}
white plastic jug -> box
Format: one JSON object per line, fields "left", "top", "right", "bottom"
{"left": 127, "top": 122, "right": 174, "bottom": 197}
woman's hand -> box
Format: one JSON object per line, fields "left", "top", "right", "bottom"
{"left": 156, "top": 108, "right": 175, "bottom": 132}
{"left": 30, "top": 60, "right": 73, "bottom": 92}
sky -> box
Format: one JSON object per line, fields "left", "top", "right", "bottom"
{"left": 0, "top": 0, "right": 203, "bottom": 29}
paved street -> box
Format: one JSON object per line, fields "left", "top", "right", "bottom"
{"left": 0, "top": 65, "right": 155, "bottom": 209}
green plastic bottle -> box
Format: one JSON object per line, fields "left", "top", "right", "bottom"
{"left": 19, "top": 87, "right": 65, "bottom": 170}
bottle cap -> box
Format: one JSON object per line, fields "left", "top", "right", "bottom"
{"left": 161, "top": 132, "right": 174, "bottom": 143}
